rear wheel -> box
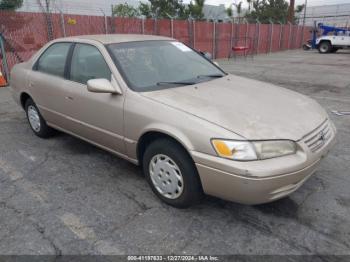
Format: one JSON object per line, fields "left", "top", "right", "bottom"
{"left": 25, "top": 98, "right": 55, "bottom": 138}
{"left": 331, "top": 47, "right": 339, "bottom": 53}
{"left": 318, "top": 41, "right": 332, "bottom": 53}
{"left": 143, "top": 138, "right": 203, "bottom": 208}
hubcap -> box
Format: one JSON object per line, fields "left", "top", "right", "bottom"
{"left": 149, "top": 154, "right": 184, "bottom": 199}
{"left": 27, "top": 105, "right": 41, "bottom": 132}
{"left": 320, "top": 44, "right": 328, "bottom": 52}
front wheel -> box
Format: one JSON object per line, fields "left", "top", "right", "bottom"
{"left": 25, "top": 98, "right": 55, "bottom": 138}
{"left": 318, "top": 41, "right": 332, "bottom": 53}
{"left": 302, "top": 44, "right": 311, "bottom": 51}
{"left": 143, "top": 139, "right": 203, "bottom": 208}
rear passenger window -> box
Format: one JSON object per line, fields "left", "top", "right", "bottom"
{"left": 70, "top": 44, "right": 111, "bottom": 85}
{"left": 36, "top": 43, "right": 71, "bottom": 77}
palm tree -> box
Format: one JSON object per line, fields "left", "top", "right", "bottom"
{"left": 233, "top": 1, "right": 242, "bottom": 23}
{"left": 246, "top": 0, "right": 252, "bottom": 12}
{"left": 226, "top": 6, "right": 233, "bottom": 18}
{"left": 287, "top": 0, "right": 295, "bottom": 23}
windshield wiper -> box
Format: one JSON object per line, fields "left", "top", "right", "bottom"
{"left": 157, "top": 81, "right": 196, "bottom": 86}
{"left": 197, "top": 74, "right": 224, "bottom": 78}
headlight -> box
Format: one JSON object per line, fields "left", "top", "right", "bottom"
{"left": 253, "top": 140, "right": 296, "bottom": 160}
{"left": 211, "top": 140, "right": 257, "bottom": 160}
{"left": 211, "top": 139, "right": 296, "bottom": 161}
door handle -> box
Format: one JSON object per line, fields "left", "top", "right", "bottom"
{"left": 29, "top": 82, "right": 34, "bottom": 88}
{"left": 65, "top": 96, "right": 74, "bottom": 101}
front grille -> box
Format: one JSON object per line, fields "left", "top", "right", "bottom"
{"left": 304, "top": 119, "right": 332, "bottom": 153}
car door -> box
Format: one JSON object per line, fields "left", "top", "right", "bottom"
{"left": 63, "top": 43, "right": 126, "bottom": 154}
{"left": 29, "top": 42, "right": 73, "bottom": 128}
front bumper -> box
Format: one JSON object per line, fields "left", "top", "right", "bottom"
{"left": 191, "top": 121, "right": 336, "bottom": 205}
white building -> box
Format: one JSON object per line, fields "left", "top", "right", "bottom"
{"left": 297, "top": 3, "right": 350, "bottom": 27}
{"left": 19, "top": 0, "right": 140, "bottom": 15}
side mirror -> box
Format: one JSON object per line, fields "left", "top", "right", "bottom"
{"left": 200, "top": 51, "right": 212, "bottom": 60}
{"left": 87, "top": 78, "right": 120, "bottom": 94}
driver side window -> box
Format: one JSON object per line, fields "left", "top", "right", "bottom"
{"left": 70, "top": 44, "right": 111, "bottom": 85}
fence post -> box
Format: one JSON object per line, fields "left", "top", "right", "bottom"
{"left": 295, "top": 25, "right": 300, "bottom": 48}
{"left": 278, "top": 22, "right": 283, "bottom": 50}
{"left": 301, "top": 0, "right": 308, "bottom": 46}
{"left": 99, "top": 8, "right": 107, "bottom": 34}
{"left": 212, "top": 20, "right": 216, "bottom": 59}
{"left": 230, "top": 19, "right": 234, "bottom": 50}
{"left": 235, "top": 18, "right": 240, "bottom": 45}
{"left": 104, "top": 14, "right": 108, "bottom": 34}
{"left": 193, "top": 19, "right": 196, "bottom": 49}
{"left": 256, "top": 19, "right": 261, "bottom": 55}
{"left": 187, "top": 18, "right": 193, "bottom": 48}
{"left": 111, "top": 5, "right": 115, "bottom": 33}
{"left": 59, "top": 10, "right": 66, "bottom": 37}
{"left": 288, "top": 22, "right": 292, "bottom": 50}
{"left": 153, "top": 18, "right": 158, "bottom": 35}
{"left": 141, "top": 18, "right": 145, "bottom": 34}
{"left": 170, "top": 18, "right": 174, "bottom": 38}
{"left": 244, "top": 18, "right": 248, "bottom": 52}
{"left": 269, "top": 19, "right": 273, "bottom": 53}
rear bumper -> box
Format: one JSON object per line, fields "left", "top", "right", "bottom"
{"left": 191, "top": 123, "right": 336, "bottom": 205}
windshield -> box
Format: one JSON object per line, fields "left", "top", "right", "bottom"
{"left": 107, "top": 40, "right": 225, "bottom": 91}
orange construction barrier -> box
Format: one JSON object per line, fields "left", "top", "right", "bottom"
{"left": 0, "top": 70, "right": 7, "bottom": 87}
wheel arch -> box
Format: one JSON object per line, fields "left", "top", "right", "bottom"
{"left": 20, "top": 92, "right": 32, "bottom": 109}
{"left": 319, "top": 39, "right": 332, "bottom": 45}
{"left": 136, "top": 129, "right": 194, "bottom": 166}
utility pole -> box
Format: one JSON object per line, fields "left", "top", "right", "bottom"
{"left": 300, "top": 0, "right": 308, "bottom": 45}
{"left": 302, "top": 0, "right": 308, "bottom": 27}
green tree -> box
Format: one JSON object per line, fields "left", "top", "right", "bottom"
{"left": 245, "top": 0, "right": 289, "bottom": 23}
{"left": 246, "top": 0, "right": 253, "bottom": 12}
{"left": 295, "top": 4, "right": 304, "bottom": 14}
{"left": 138, "top": 0, "right": 188, "bottom": 19}
{"left": 139, "top": 2, "right": 152, "bottom": 18}
{"left": 113, "top": 2, "right": 139, "bottom": 17}
{"left": 226, "top": 6, "right": 233, "bottom": 18}
{"left": 294, "top": 4, "right": 304, "bottom": 23}
{"left": 0, "top": 0, "right": 23, "bottom": 10}
{"left": 188, "top": 0, "right": 205, "bottom": 20}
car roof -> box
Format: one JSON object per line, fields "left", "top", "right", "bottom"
{"left": 57, "top": 34, "right": 174, "bottom": 44}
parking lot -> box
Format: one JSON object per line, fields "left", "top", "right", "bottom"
{"left": 0, "top": 49, "right": 349, "bottom": 256}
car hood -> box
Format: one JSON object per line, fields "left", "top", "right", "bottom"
{"left": 141, "top": 74, "right": 328, "bottom": 141}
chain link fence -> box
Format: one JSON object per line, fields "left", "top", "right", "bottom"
{"left": 0, "top": 9, "right": 311, "bottom": 73}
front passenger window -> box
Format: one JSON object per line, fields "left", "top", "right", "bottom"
{"left": 70, "top": 44, "right": 111, "bottom": 85}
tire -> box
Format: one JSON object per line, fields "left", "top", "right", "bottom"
{"left": 25, "top": 98, "right": 55, "bottom": 138}
{"left": 318, "top": 41, "right": 332, "bottom": 54}
{"left": 302, "top": 44, "right": 310, "bottom": 51}
{"left": 143, "top": 138, "right": 203, "bottom": 208}
{"left": 331, "top": 48, "right": 339, "bottom": 53}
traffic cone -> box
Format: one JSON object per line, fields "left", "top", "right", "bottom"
{"left": 0, "top": 70, "right": 7, "bottom": 87}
